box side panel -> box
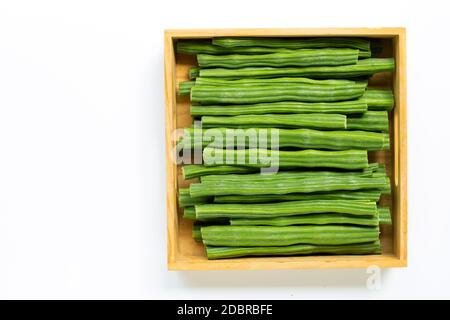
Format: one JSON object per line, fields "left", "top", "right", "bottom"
{"left": 172, "top": 255, "right": 405, "bottom": 271}
{"left": 165, "top": 28, "right": 407, "bottom": 38}
{"left": 393, "top": 29, "right": 407, "bottom": 262}
{"left": 164, "top": 33, "right": 178, "bottom": 265}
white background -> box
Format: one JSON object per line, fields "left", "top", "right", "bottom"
{"left": 1, "top": 0, "right": 449, "bottom": 299}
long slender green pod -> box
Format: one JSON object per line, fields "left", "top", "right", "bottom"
{"left": 347, "top": 111, "right": 389, "bottom": 132}
{"left": 363, "top": 89, "right": 395, "bottom": 111}
{"left": 191, "top": 175, "right": 388, "bottom": 198}
{"left": 197, "top": 49, "right": 359, "bottom": 68}
{"left": 202, "top": 148, "right": 369, "bottom": 170}
{"left": 195, "top": 199, "right": 378, "bottom": 220}
{"left": 230, "top": 212, "right": 380, "bottom": 227}
{"left": 183, "top": 206, "right": 228, "bottom": 222}
{"left": 214, "top": 189, "right": 382, "bottom": 203}
{"left": 201, "top": 114, "right": 347, "bottom": 130}
{"left": 195, "top": 77, "right": 365, "bottom": 87}
{"left": 185, "top": 77, "right": 366, "bottom": 97}
{"left": 177, "top": 40, "right": 283, "bottom": 55}
{"left": 193, "top": 222, "right": 234, "bottom": 241}
{"left": 182, "top": 165, "right": 257, "bottom": 180}
{"left": 177, "top": 40, "right": 291, "bottom": 55}
{"left": 177, "top": 40, "right": 286, "bottom": 55}
{"left": 200, "top": 225, "right": 380, "bottom": 246}
{"left": 191, "top": 99, "right": 368, "bottom": 116}
{"left": 212, "top": 37, "right": 371, "bottom": 51}
{"left": 201, "top": 167, "right": 377, "bottom": 184}
{"left": 177, "top": 40, "right": 371, "bottom": 58}
{"left": 178, "top": 188, "right": 212, "bottom": 207}
{"left": 191, "top": 83, "right": 366, "bottom": 104}
{"left": 198, "top": 58, "right": 395, "bottom": 79}
{"left": 190, "top": 175, "right": 388, "bottom": 197}
{"left": 191, "top": 101, "right": 367, "bottom": 117}
{"left": 182, "top": 128, "right": 389, "bottom": 151}
{"left": 205, "top": 240, "right": 381, "bottom": 259}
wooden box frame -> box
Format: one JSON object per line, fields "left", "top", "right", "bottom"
{"left": 164, "top": 28, "right": 407, "bottom": 270}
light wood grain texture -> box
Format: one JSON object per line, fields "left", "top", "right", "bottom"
{"left": 164, "top": 33, "right": 178, "bottom": 266}
{"left": 165, "top": 28, "right": 406, "bottom": 38}
{"left": 394, "top": 29, "right": 407, "bottom": 264}
{"left": 164, "top": 28, "right": 407, "bottom": 270}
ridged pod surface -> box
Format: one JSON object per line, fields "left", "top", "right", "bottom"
{"left": 363, "top": 89, "right": 394, "bottom": 111}
{"left": 182, "top": 128, "right": 389, "bottom": 151}
{"left": 182, "top": 165, "right": 256, "bottom": 180}
{"left": 212, "top": 37, "right": 370, "bottom": 51}
{"left": 191, "top": 99, "right": 368, "bottom": 116}
{"left": 347, "top": 111, "right": 389, "bottom": 131}
{"left": 201, "top": 113, "right": 347, "bottom": 130}
{"left": 202, "top": 148, "right": 369, "bottom": 169}
{"left": 201, "top": 225, "right": 380, "bottom": 246}
{"left": 197, "top": 49, "right": 359, "bottom": 68}
{"left": 213, "top": 190, "right": 382, "bottom": 203}
{"left": 190, "top": 83, "right": 366, "bottom": 104}
{"left": 195, "top": 199, "right": 378, "bottom": 219}
{"left": 198, "top": 58, "right": 394, "bottom": 79}
{"left": 176, "top": 40, "right": 371, "bottom": 58}
{"left": 189, "top": 176, "right": 388, "bottom": 197}
{"left": 230, "top": 213, "right": 380, "bottom": 227}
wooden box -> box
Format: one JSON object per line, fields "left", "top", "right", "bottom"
{"left": 164, "top": 28, "right": 407, "bottom": 270}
